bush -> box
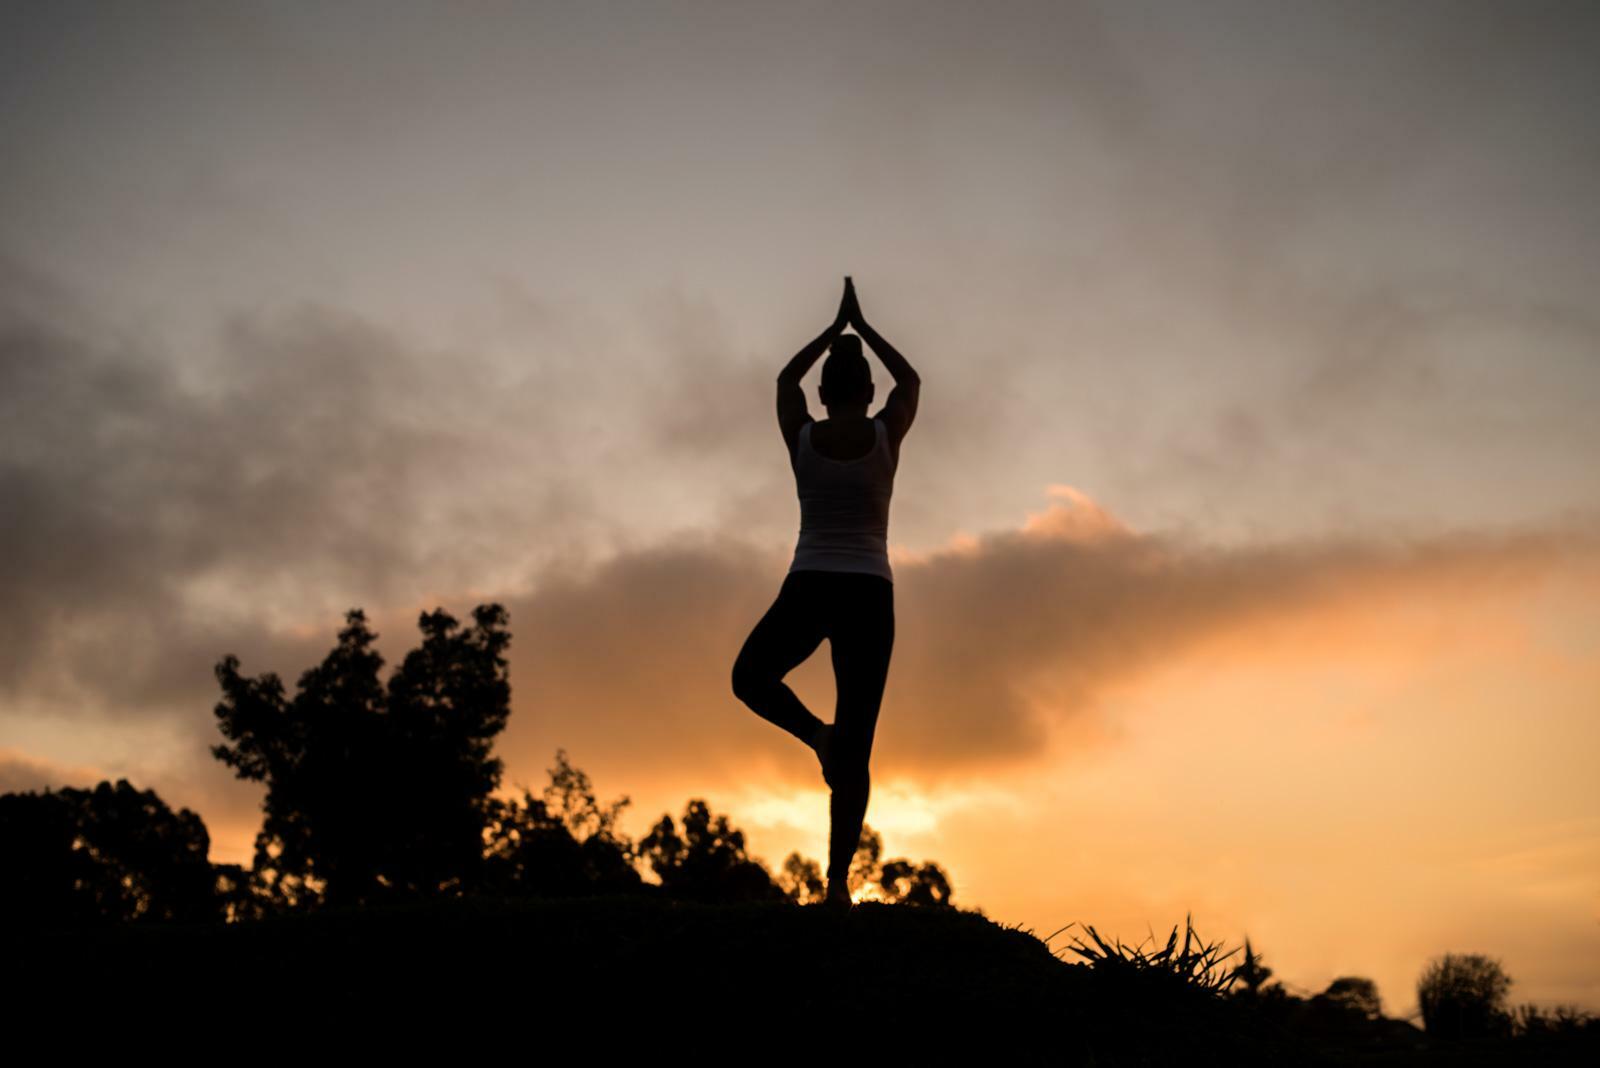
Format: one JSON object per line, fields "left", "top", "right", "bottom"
{"left": 1417, "top": 952, "right": 1513, "bottom": 1040}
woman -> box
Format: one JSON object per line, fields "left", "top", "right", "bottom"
{"left": 731, "top": 276, "right": 921, "bottom": 913}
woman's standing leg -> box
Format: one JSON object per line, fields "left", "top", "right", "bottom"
{"left": 823, "top": 574, "right": 895, "bottom": 898}
{"left": 732, "top": 572, "right": 830, "bottom": 746}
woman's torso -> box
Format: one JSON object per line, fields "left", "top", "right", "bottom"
{"left": 788, "top": 415, "right": 897, "bottom": 584}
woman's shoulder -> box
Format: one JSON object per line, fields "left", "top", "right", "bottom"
{"left": 789, "top": 417, "right": 813, "bottom": 466}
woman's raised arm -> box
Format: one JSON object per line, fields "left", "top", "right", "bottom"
{"left": 778, "top": 313, "right": 847, "bottom": 385}
{"left": 851, "top": 307, "right": 919, "bottom": 385}
{"left": 775, "top": 281, "right": 852, "bottom": 455}
{"left": 845, "top": 280, "right": 920, "bottom": 444}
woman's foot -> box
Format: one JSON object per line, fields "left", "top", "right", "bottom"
{"left": 823, "top": 882, "right": 853, "bottom": 914}
{"left": 809, "top": 722, "right": 835, "bottom": 787}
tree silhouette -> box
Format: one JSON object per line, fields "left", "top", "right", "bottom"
{"left": 776, "top": 822, "right": 957, "bottom": 907}
{"left": 482, "top": 749, "right": 643, "bottom": 898}
{"left": 772, "top": 824, "right": 880, "bottom": 905}
{"left": 1319, "top": 976, "right": 1383, "bottom": 1020}
{"left": 539, "top": 747, "right": 632, "bottom": 844}
{"left": 877, "top": 858, "right": 954, "bottom": 906}
{"left": 638, "top": 798, "right": 787, "bottom": 904}
{"left": 845, "top": 824, "right": 884, "bottom": 897}
{"left": 777, "top": 852, "right": 825, "bottom": 904}
{"left": 1417, "top": 952, "right": 1514, "bottom": 1040}
{"left": 211, "top": 604, "right": 511, "bottom": 911}
{"left": 210, "top": 860, "right": 273, "bottom": 923}
{"left": 381, "top": 605, "right": 513, "bottom": 898}
{"left": 0, "top": 779, "right": 221, "bottom": 925}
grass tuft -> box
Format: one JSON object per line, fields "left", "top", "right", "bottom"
{"left": 1047, "top": 909, "right": 1243, "bottom": 995}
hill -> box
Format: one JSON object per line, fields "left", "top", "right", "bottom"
{"left": 9, "top": 894, "right": 1580, "bottom": 1064}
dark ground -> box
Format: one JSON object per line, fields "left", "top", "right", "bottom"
{"left": 10, "top": 894, "right": 1593, "bottom": 1064}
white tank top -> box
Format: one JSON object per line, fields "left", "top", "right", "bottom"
{"left": 788, "top": 416, "right": 896, "bottom": 583}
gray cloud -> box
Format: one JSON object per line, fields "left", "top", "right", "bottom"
{"left": 4, "top": 1, "right": 1596, "bottom": 557}
{"left": 0, "top": 260, "right": 465, "bottom": 717}
{"left": 0, "top": 255, "right": 785, "bottom": 724}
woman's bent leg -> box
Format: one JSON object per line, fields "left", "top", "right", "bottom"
{"left": 731, "top": 573, "right": 829, "bottom": 745}
{"left": 824, "top": 576, "right": 895, "bottom": 889}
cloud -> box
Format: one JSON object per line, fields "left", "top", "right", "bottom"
{"left": 7, "top": 242, "right": 1597, "bottom": 806}
{"left": 491, "top": 483, "right": 1600, "bottom": 799}
{"left": 0, "top": 256, "right": 781, "bottom": 731}
{"left": 0, "top": 747, "right": 104, "bottom": 795}
{"left": 0, "top": 265, "right": 461, "bottom": 719}
{"left": 808, "top": 2, "right": 1600, "bottom": 540}
{"left": 5, "top": 249, "right": 1598, "bottom": 851}
{"left": 0, "top": 741, "right": 266, "bottom": 865}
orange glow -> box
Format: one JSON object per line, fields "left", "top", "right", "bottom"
{"left": 1019, "top": 484, "right": 1132, "bottom": 543}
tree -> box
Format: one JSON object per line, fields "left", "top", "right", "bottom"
{"left": 638, "top": 799, "right": 787, "bottom": 904}
{"left": 776, "top": 823, "right": 958, "bottom": 907}
{"left": 482, "top": 749, "right": 643, "bottom": 898}
{"left": 777, "top": 853, "right": 825, "bottom": 905}
{"left": 1417, "top": 952, "right": 1514, "bottom": 1040}
{"left": 0, "top": 779, "right": 222, "bottom": 925}
{"left": 380, "top": 605, "right": 514, "bottom": 898}
{"left": 845, "top": 824, "right": 884, "bottom": 898}
{"left": 210, "top": 860, "right": 273, "bottom": 923}
{"left": 877, "top": 859, "right": 954, "bottom": 906}
{"left": 539, "top": 747, "right": 632, "bottom": 845}
{"left": 773, "top": 825, "right": 879, "bottom": 905}
{"left": 211, "top": 604, "right": 511, "bottom": 912}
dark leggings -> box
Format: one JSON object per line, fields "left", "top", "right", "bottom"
{"left": 731, "top": 568, "right": 895, "bottom": 885}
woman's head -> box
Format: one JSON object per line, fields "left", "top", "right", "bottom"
{"left": 820, "top": 334, "right": 873, "bottom": 409}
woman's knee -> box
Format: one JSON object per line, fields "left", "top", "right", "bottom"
{"left": 730, "top": 655, "right": 768, "bottom": 703}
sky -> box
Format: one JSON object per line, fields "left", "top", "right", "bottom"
{"left": 3, "top": 0, "right": 1598, "bottom": 1019}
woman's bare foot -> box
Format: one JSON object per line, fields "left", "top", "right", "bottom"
{"left": 810, "top": 722, "right": 835, "bottom": 787}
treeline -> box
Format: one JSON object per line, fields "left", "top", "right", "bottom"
{"left": 1, "top": 603, "right": 952, "bottom": 926}
{"left": 4, "top": 602, "right": 1596, "bottom": 1056}
{"left": 1216, "top": 934, "right": 1597, "bottom": 1046}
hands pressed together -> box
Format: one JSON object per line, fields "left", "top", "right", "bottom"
{"left": 833, "top": 276, "right": 864, "bottom": 331}
{"left": 780, "top": 272, "right": 916, "bottom": 394}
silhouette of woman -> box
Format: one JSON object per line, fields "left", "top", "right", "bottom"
{"left": 732, "top": 276, "right": 920, "bottom": 913}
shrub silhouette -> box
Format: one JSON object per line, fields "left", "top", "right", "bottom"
{"left": 211, "top": 604, "right": 511, "bottom": 911}
{"left": 1229, "top": 936, "right": 1281, "bottom": 998}
{"left": 1510, "top": 1001, "right": 1597, "bottom": 1038}
{"left": 1054, "top": 911, "right": 1243, "bottom": 995}
{"left": 0, "top": 779, "right": 221, "bottom": 925}
{"left": 1313, "top": 975, "right": 1383, "bottom": 1022}
{"left": 1417, "top": 952, "right": 1514, "bottom": 1040}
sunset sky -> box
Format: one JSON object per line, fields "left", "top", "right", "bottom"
{"left": 3, "top": 1, "right": 1598, "bottom": 1018}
